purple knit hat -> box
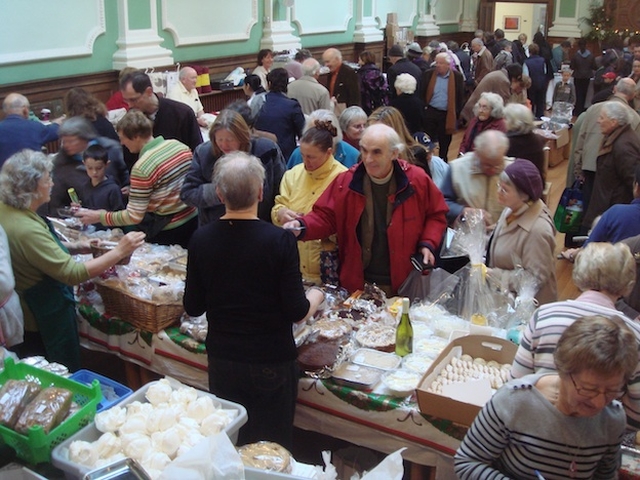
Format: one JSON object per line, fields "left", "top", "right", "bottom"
{"left": 504, "top": 159, "right": 543, "bottom": 201}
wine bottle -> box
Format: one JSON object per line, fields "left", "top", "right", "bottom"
{"left": 395, "top": 297, "right": 413, "bottom": 357}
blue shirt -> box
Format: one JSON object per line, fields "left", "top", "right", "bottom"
{"left": 0, "top": 114, "right": 60, "bottom": 167}
{"left": 286, "top": 140, "right": 359, "bottom": 169}
{"left": 585, "top": 198, "right": 640, "bottom": 245}
{"left": 429, "top": 71, "right": 450, "bottom": 111}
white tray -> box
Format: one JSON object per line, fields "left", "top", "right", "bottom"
{"left": 51, "top": 379, "right": 247, "bottom": 480}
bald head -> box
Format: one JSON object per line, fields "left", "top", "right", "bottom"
{"left": 3, "top": 93, "right": 29, "bottom": 117}
{"left": 322, "top": 48, "right": 343, "bottom": 73}
{"left": 178, "top": 66, "right": 198, "bottom": 92}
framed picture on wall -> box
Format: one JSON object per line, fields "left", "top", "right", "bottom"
{"left": 503, "top": 16, "right": 520, "bottom": 31}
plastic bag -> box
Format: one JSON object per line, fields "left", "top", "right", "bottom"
{"left": 554, "top": 180, "right": 583, "bottom": 233}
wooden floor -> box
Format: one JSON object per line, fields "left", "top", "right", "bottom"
{"left": 446, "top": 130, "right": 580, "bottom": 302}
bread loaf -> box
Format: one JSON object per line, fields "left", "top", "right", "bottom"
{"left": 14, "top": 387, "right": 73, "bottom": 434}
{"left": 0, "top": 379, "right": 41, "bottom": 428}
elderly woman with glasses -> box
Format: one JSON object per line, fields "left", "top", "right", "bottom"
{"left": 487, "top": 158, "right": 556, "bottom": 305}
{"left": 510, "top": 241, "right": 640, "bottom": 432}
{"left": 456, "top": 314, "right": 637, "bottom": 479}
{"left": 458, "top": 92, "right": 507, "bottom": 155}
{"left": 0, "top": 150, "right": 145, "bottom": 370}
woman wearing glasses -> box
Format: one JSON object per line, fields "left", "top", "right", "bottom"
{"left": 510, "top": 241, "right": 640, "bottom": 430}
{"left": 456, "top": 315, "right": 637, "bottom": 479}
{"left": 486, "top": 158, "right": 557, "bottom": 305}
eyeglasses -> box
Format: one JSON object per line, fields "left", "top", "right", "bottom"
{"left": 477, "top": 104, "right": 492, "bottom": 111}
{"left": 569, "top": 373, "right": 626, "bottom": 400}
{"left": 496, "top": 182, "right": 508, "bottom": 194}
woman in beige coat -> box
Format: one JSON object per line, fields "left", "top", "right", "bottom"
{"left": 487, "top": 159, "right": 557, "bottom": 305}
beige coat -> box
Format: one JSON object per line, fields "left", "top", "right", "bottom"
{"left": 449, "top": 153, "right": 513, "bottom": 225}
{"left": 487, "top": 200, "right": 557, "bottom": 306}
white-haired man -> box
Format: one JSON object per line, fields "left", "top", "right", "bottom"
{"left": 166, "top": 66, "right": 208, "bottom": 128}
{"left": 420, "top": 52, "right": 465, "bottom": 162}
{"left": 287, "top": 58, "right": 332, "bottom": 115}
{"left": 0, "top": 93, "right": 64, "bottom": 167}
{"left": 441, "top": 129, "right": 512, "bottom": 226}
{"left": 284, "top": 123, "right": 448, "bottom": 296}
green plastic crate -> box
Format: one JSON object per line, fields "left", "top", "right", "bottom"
{"left": 0, "top": 358, "right": 102, "bottom": 464}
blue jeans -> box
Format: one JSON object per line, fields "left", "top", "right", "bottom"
{"left": 208, "top": 357, "right": 298, "bottom": 449}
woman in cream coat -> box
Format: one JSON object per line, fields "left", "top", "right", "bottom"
{"left": 487, "top": 158, "right": 557, "bottom": 305}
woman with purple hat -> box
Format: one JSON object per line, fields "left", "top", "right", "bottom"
{"left": 487, "top": 158, "right": 557, "bottom": 305}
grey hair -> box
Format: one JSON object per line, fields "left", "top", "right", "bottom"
{"left": 362, "top": 123, "right": 405, "bottom": 157}
{"left": 302, "top": 58, "right": 321, "bottom": 77}
{"left": 0, "top": 149, "right": 52, "bottom": 209}
{"left": 615, "top": 78, "right": 636, "bottom": 99}
{"left": 573, "top": 242, "right": 636, "bottom": 297}
{"left": 474, "top": 130, "right": 509, "bottom": 158}
{"left": 339, "top": 106, "right": 367, "bottom": 133}
{"left": 504, "top": 102, "right": 535, "bottom": 134}
{"left": 473, "top": 92, "right": 505, "bottom": 119}
{"left": 601, "top": 101, "right": 631, "bottom": 127}
{"left": 471, "top": 38, "right": 484, "bottom": 48}
{"left": 394, "top": 73, "right": 417, "bottom": 95}
{"left": 59, "top": 116, "right": 98, "bottom": 140}
{"left": 2, "top": 93, "right": 29, "bottom": 114}
{"left": 305, "top": 109, "right": 342, "bottom": 146}
{"left": 213, "top": 152, "right": 265, "bottom": 211}
{"left": 178, "top": 66, "right": 196, "bottom": 80}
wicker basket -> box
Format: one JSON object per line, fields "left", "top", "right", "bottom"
{"left": 95, "top": 284, "right": 183, "bottom": 333}
{"left": 90, "top": 242, "right": 131, "bottom": 265}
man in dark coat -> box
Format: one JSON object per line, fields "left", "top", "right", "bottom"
{"left": 583, "top": 101, "right": 640, "bottom": 229}
{"left": 120, "top": 71, "right": 203, "bottom": 169}
{"left": 322, "top": 48, "right": 361, "bottom": 108}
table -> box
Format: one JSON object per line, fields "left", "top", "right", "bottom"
{"left": 76, "top": 291, "right": 464, "bottom": 478}
{"left": 76, "top": 290, "right": 640, "bottom": 479}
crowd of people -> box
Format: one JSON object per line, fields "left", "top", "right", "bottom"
{"left": 2, "top": 28, "right": 640, "bottom": 465}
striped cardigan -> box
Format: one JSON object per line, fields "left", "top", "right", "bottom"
{"left": 510, "top": 290, "right": 640, "bottom": 430}
{"left": 102, "top": 136, "right": 196, "bottom": 230}
{"left": 455, "top": 374, "right": 624, "bottom": 480}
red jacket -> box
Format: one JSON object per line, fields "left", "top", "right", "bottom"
{"left": 299, "top": 160, "right": 448, "bottom": 294}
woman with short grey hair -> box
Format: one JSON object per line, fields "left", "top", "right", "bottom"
{"left": 504, "top": 102, "right": 546, "bottom": 180}
{"left": 0, "top": 149, "right": 144, "bottom": 370}
{"left": 390, "top": 73, "right": 426, "bottom": 135}
{"left": 459, "top": 92, "right": 507, "bottom": 155}
{"left": 339, "top": 106, "right": 367, "bottom": 150}
{"left": 510, "top": 240, "right": 640, "bottom": 430}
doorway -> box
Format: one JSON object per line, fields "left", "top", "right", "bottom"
{"left": 493, "top": 2, "right": 546, "bottom": 41}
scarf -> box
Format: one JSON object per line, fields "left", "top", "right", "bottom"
{"left": 360, "top": 173, "right": 396, "bottom": 269}
{"left": 425, "top": 71, "right": 457, "bottom": 134}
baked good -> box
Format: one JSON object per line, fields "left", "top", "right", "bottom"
{"left": 297, "top": 340, "right": 341, "bottom": 371}
{"left": 311, "top": 318, "right": 352, "bottom": 341}
{"left": 0, "top": 379, "right": 41, "bottom": 428}
{"left": 237, "top": 441, "right": 292, "bottom": 473}
{"left": 355, "top": 324, "right": 396, "bottom": 352}
{"left": 14, "top": 386, "right": 73, "bottom": 434}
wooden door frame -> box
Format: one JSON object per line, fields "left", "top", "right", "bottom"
{"left": 478, "top": 0, "right": 555, "bottom": 36}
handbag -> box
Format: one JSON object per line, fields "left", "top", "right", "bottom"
{"left": 553, "top": 180, "right": 584, "bottom": 233}
{"left": 319, "top": 240, "right": 339, "bottom": 285}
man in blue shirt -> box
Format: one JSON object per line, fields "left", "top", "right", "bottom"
{"left": 420, "top": 53, "right": 464, "bottom": 162}
{"left": 0, "top": 93, "right": 63, "bottom": 167}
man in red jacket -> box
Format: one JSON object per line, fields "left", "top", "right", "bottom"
{"left": 284, "top": 123, "right": 448, "bottom": 295}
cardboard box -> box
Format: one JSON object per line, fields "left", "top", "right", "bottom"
{"left": 416, "top": 335, "right": 517, "bottom": 427}
{"left": 547, "top": 127, "right": 571, "bottom": 168}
